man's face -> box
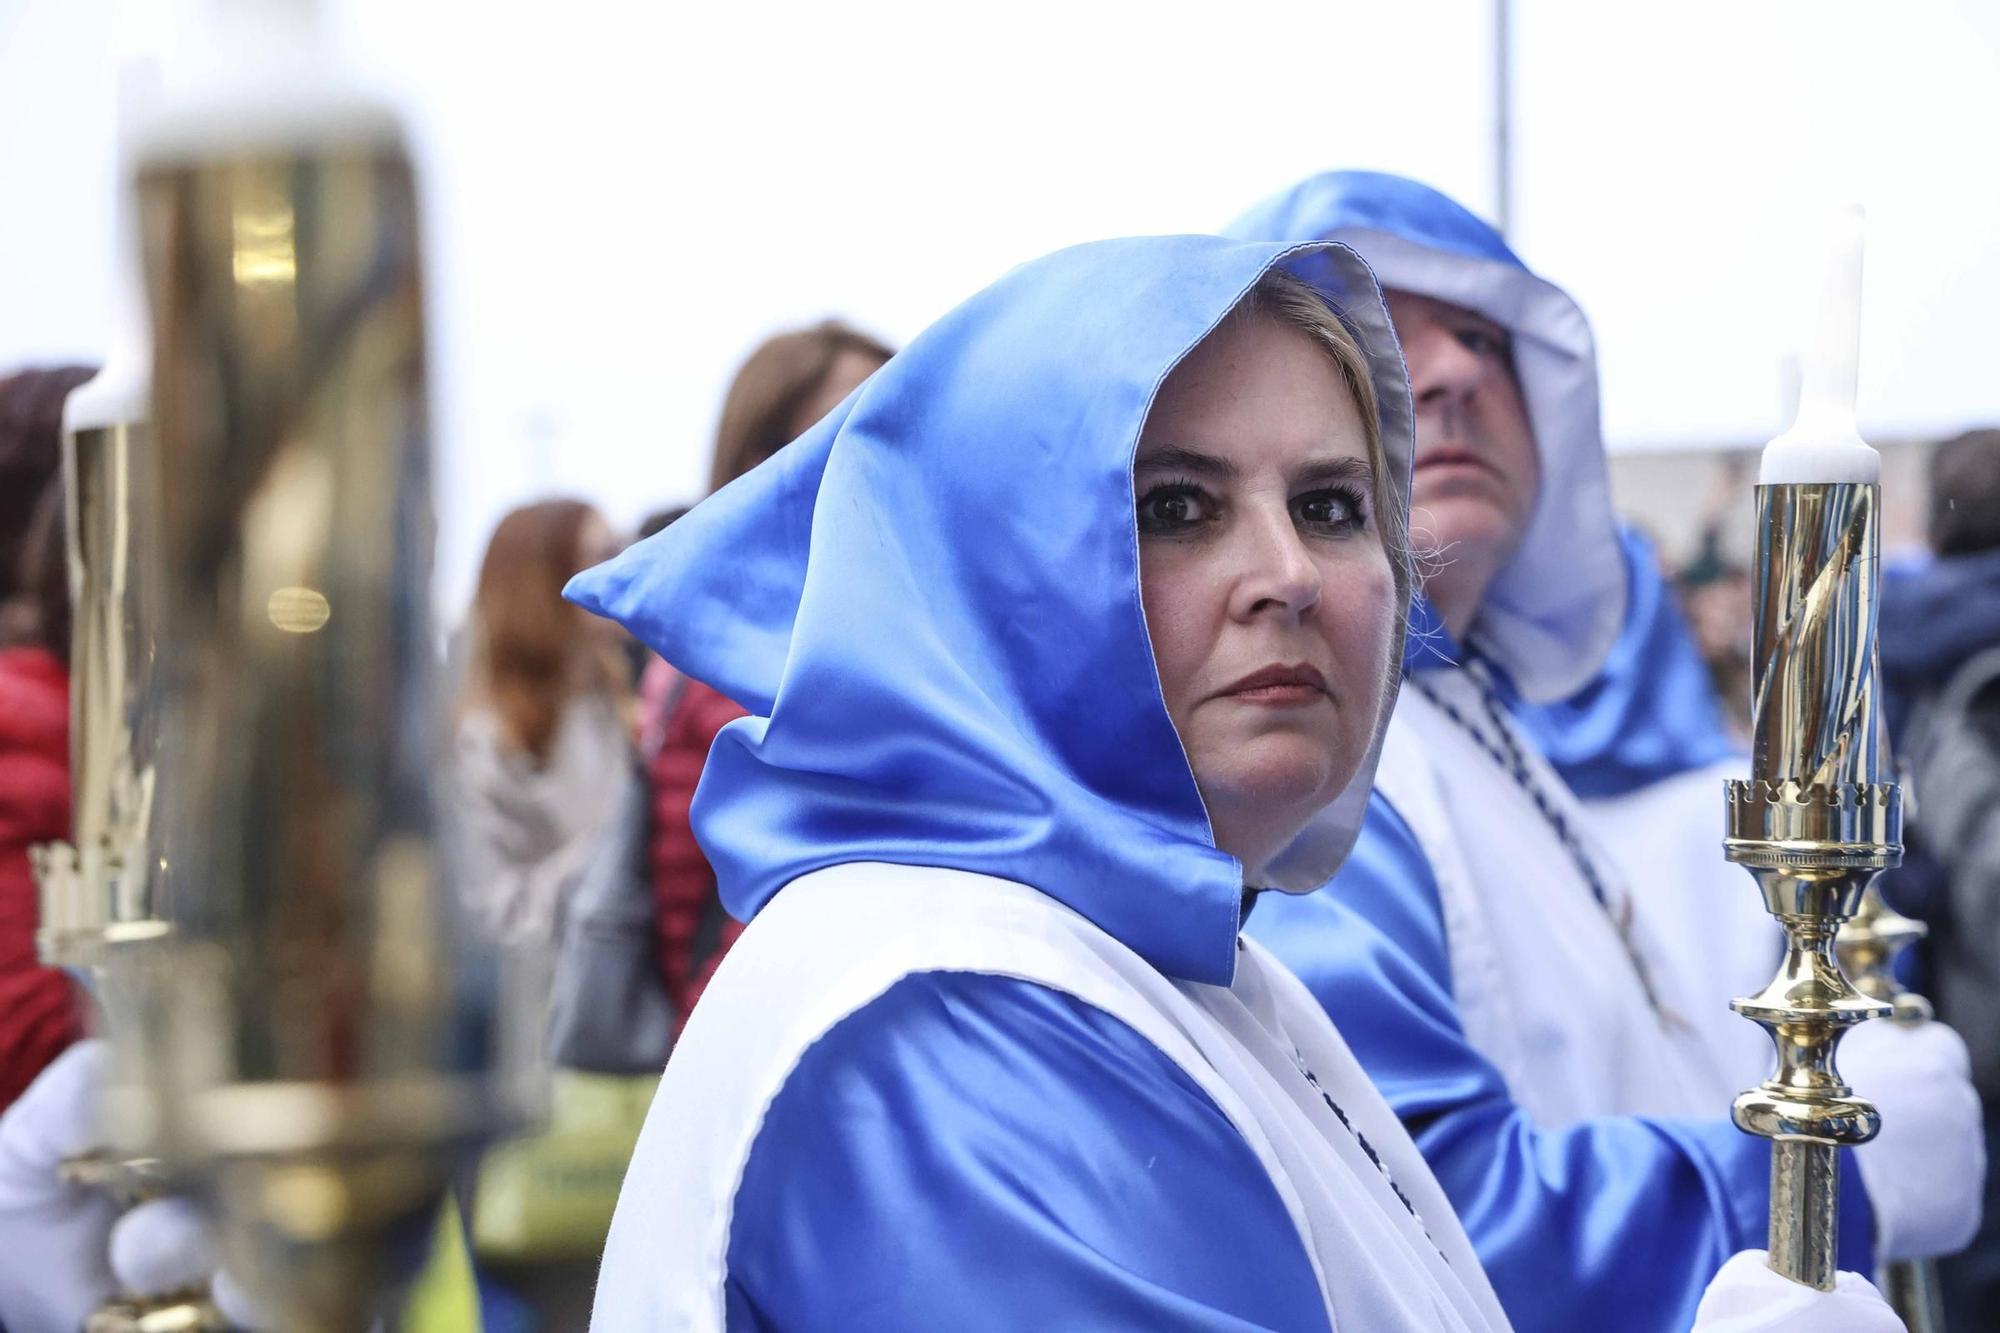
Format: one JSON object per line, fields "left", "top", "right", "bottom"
{"left": 1384, "top": 290, "right": 1540, "bottom": 608}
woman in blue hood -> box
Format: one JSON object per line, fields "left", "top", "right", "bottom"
{"left": 1228, "top": 170, "right": 1977, "bottom": 1333}
{"left": 569, "top": 235, "right": 1895, "bottom": 1331}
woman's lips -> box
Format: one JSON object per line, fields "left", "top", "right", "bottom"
{"left": 1219, "top": 664, "right": 1329, "bottom": 707}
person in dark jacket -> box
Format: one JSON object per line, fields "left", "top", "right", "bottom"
{"left": 1879, "top": 427, "right": 2000, "bottom": 1326}
{"left": 0, "top": 367, "right": 95, "bottom": 649}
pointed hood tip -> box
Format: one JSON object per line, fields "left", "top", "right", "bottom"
{"left": 561, "top": 566, "right": 603, "bottom": 615}
{"left": 578, "top": 235, "right": 1416, "bottom": 983}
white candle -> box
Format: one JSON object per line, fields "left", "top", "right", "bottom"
{"left": 63, "top": 60, "right": 154, "bottom": 438}
{"left": 1759, "top": 204, "right": 1880, "bottom": 486}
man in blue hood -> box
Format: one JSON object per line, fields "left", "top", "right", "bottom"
{"left": 1230, "top": 171, "right": 1983, "bottom": 1333}
{"left": 1878, "top": 427, "right": 2000, "bottom": 1325}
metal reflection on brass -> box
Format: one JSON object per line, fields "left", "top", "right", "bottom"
{"left": 266, "top": 586, "right": 331, "bottom": 634}
{"left": 229, "top": 189, "right": 297, "bottom": 289}
{"left": 33, "top": 416, "right": 171, "bottom": 968}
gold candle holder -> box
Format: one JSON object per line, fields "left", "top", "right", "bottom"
{"left": 29, "top": 391, "right": 218, "bottom": 1332}
{"left": 113, "top": 99, "right": 543, "bottom": 1330}
{"left": 1724, "top": 480, "right": 1898, "bottom": 1291}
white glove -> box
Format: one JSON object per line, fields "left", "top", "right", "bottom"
{"left": 0, "top": 1040, "right": 120, "bottom": 1332}
{"left": 1842, "top": 1016, "right": 1984, "bottom": 1260}
{"left": 110, "top": 1196, "right": 267, "bottom": 1328}
{"left": 0, "top": 1039, "right": 267, "bottom": 1332}
{"left": 1692, "top": 1250, "right": 1903, "bottom": 1331}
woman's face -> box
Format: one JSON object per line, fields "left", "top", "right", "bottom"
{"left": 1137, "top": 313, "right": 1398, "bottom": 876}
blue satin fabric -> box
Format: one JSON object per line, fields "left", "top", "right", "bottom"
{"left": 723, "top": 971, "right": 1332, "bottom": 1332}
{"left": 567, "top": 236, "right": 1412, "bottom": 989}
{"left": 1247, "top": 797, "right": 1877, "bottom": 1332}
{"left": 1227, "top": 170, "right": 1522, "bottom": 269}
{"left": 1512, "top": 526, "right": 1738, "bottom": 799}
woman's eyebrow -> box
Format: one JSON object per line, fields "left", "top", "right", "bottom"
{"left": 1133, "top": 445, "right": 1234, "bottom": 478}
{"left": 1294, "top": 456, "right": 1375, "bottom": 488}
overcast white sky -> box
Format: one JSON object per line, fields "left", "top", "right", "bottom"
{"left": 3, "top": 0, "right": 1996, "bottom": 616}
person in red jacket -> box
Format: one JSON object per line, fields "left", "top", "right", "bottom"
{"left": 642, "top": 322, "right": 891, "bottom": 1028}
{"left": 0, "top": 366, "right": 97, "bottom": 1110}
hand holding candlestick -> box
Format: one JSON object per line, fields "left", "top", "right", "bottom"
{"left": 1839, "top": 889, "right": 1948, "bottom": 1329}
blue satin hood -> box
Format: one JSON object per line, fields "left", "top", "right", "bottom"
{"left": 567, "top": 236, "right": 1414, "bottom": 987}
{"left": 1512, "top": 525, "right": 1738, "bottom": 798}
{"left": 1226, "top": 171, "right": 1625, "bottom": 703}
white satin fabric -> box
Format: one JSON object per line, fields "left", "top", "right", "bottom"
{"left": 1582, "top": 755, "right": 1781, "bottom": 1090}
{"left": 592, "top": 861, "right": 1512, "bottom": 1332}
{"left": 1375, "top": 674, "right": 1739, "bottom": 1126}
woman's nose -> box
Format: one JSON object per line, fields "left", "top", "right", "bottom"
{"left": 1231, "top": 510, "right": 1321, "bottom": 622}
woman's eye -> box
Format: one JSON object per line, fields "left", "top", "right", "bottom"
{"left": 1295, "top": 488, "right": 1365, "bottom": 534}
{"left": 1137, "top": 485, "right": 1216, "bottom": 534}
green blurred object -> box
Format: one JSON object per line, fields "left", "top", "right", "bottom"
{"left": 401, "top": 1199, "right": 482, "bottom": 1333}
{"left": 472, "top": 1072, "right": 658, "bottom": 1262}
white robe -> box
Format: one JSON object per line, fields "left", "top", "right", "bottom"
{"left": 1376, "top": 672, "right": 1740, "bottom": 1126}
{"left": 1584, "top": 756, "right": 1782, "bottom": 1090}
{"left": 591, "top": 861, "right": 1514, "bottom": 1332}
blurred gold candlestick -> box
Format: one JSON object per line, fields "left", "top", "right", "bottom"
{"left": 30, "top": 382, "right": 218, "bottom": 1332}
{"left": 115, "top": 96, "right": 542, "bottom": 1330}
